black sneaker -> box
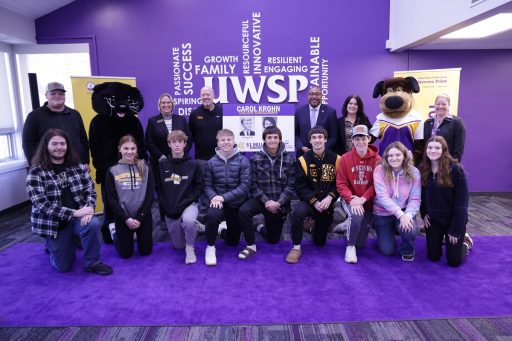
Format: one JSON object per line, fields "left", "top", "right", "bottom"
{"left": 85, "top": 262, "right": 113, "bottom": 276}
{"left": 401, "top": 254, "right": 414, "bottom": 262}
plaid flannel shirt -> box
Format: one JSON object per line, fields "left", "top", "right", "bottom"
{"left": 250, "top": 148, "right": 295, "bottom": 207}
{"left": 26, "top": 164, "right": 96, "bottom": 238}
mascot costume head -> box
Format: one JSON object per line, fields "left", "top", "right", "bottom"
{"left": 92, "top": 82, "right": 144, "bottom": 117}
{"left": 369, "top": 76, "right": 424, "bottom": 158}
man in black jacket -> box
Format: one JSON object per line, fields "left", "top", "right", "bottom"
{"left": 22, "top": 82, "right": 89, "bottom": 165}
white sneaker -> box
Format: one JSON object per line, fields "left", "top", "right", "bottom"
{"left": 108, "top": 223, "right": 116, "bottom": 241}
{"left": 218, "top": 221, "right": 227, "bottom": 235}
{"left": 345, "top": 245, "right": 357, "bottom": 264}
{"left": 185, "top": 245, "right": 197, "bottom": 264}
{"left": 464, "top": 233, "right": 474, "bottom": 255}
{"left": 205, "top": 245, "right": 217, "bottom": 266}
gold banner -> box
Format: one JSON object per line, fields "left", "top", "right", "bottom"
{"left": 393, "top": 68, "right": 461, "bottom": 120}
{"left": 71, "top": 76, "right": 137, "bottom": 212}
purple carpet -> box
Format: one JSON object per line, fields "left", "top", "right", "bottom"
{"left": 1, "top": 236, "right": 511, "bottom": 327}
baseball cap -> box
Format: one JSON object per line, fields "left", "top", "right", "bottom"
{"left": 352, "top": 125, "right": 369, "bottom": 137}
{"left": 45, "top": 82, "right": 66, "bottom": 93}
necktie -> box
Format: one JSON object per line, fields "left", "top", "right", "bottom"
{"left": 310, "top": 108, "right": 318, "bottom": 128}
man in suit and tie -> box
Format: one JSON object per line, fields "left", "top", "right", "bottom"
{"left": 240, "top": 117, "right": 256, "bottom": 136}
{"left": 294, "top": 86, "right": 337, "bottom": 155}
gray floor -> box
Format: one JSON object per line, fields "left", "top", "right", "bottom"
{"left": 1, "top": 194, "right": 511, "bottom": 340}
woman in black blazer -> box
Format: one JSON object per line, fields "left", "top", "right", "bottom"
{"left": 423, "top": 93, "right": 466, "bottom": 162}
{"left": 145, "top": 93, "right": 193, "bottom": 221}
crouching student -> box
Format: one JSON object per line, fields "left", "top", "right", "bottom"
{"left": 26, "top": 129, "right": 112, "bottom": 275}
{"left": 419, "top": 136, "right": 472, "bottom": 267}
{"left": 105, "top": 135, "right": 154, "bottom": 258}
{"left": 286, "top": 127, "right": 340, "bottom": 264}
{"left": 237, "top": 126, "right": 295, "bottom": 259}
{"left": 336, "top": 125, "right": 380, "bottom": 264}
{"left": 159, "top": 130, "right": 203, "bottom": 264}
{"left": 204, "top": 129, "right": 251, "bottom": 266}
{"left": 373, "top": 142, "right": 421, "bottom": 261}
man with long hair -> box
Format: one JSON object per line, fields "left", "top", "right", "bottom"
{"left": 26, "top": 129, "right": 112, "bottom": 275}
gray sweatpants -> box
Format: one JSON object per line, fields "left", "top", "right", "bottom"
{"left": 165, "top": 203, "right": 199, "bottom": 249}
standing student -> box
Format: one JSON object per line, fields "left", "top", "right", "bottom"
{"left": 159, "top": 130, "right": 203, "bottom": 264}
{"left": 26, "top": 129, "right": 112, "bottom": 275}
{"left": 419, "top": 135, "right": 473, "bottom": 267}
{"left": 336, "top": 125, "right": 380, "bottom": 264}
{"left": 203, "top": 129, "right": 251, "bottom": 266}
{"left": 286, "top": 126, "right": 340, "bottom": 264}
{"left": 373, "top": 142, "right": 421, "bottom": 261}
{"left": 105, "top": 135, "right": 154, "bottom": 258}
{"left": 237, "top": 126, "right": 295, "bottom": 259}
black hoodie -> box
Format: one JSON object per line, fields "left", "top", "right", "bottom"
{"left": 158, "top": 155, "right": 203, "bottom": 219}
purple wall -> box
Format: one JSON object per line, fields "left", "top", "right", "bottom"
{"left": 35, "top": 0, "right": 512, "bottom": 192}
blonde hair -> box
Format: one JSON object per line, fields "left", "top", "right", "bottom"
{"left": 158, "top": 93, "right": 175, "bottom": 112}
{"left": 216, "top": 129, "right": 234, "bottom": 140}
{"left": 435, "top": 93, "right": 451, "bottom": 105}
{"left": 167, "top": 130, "right": 188, "bottom": 143}
{"left": 379, "top": 142, "right": 415, "bottom": 182}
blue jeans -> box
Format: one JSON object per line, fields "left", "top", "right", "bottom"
{"left": 45, "top": 216, "right": 102, "bottom": 272}
{"left": 373, "top": 214, "right": 418, "bottom": 257}
{"left": 347, "top": 210, "right": 373, "bottom": 248}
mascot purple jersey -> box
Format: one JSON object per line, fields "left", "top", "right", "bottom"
{"left": 370, "top": 77, "right": 424, "bottom": 157}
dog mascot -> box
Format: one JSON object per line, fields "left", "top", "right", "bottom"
{"left": 370, "top": 77, "right": 424, "bottom": 159}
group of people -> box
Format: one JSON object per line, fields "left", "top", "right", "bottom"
{"left": 23, "top": 82, "right": 471, "bottom": 276}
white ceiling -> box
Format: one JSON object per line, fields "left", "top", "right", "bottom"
{"left": 0, "top": 0, "right": 75, "bottom": 19}
{"left": 0, "top": 0, "right": 510, "bottom": 49}
{"left": 413, "top": 28, "right": 512, "bottom": 50}
{"left": 411, "top": 2, "right": 512, "bottom": 50}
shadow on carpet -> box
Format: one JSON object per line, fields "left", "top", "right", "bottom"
{"left": 0, "top": 236, "right": 511, "bottom": 327}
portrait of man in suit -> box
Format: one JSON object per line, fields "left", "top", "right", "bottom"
{"left": 294, "top": 85, "right": 337, "bottom": 155}
{"left": 240, "top": 117, "right": 256, "bottom": 136}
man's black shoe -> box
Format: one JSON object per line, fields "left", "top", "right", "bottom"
{"left": 85, "top": 262, "right": 113, "bottom": 276}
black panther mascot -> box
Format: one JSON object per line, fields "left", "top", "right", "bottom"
{"left": 88, "top": 82, "right": 146, "bottom": 243}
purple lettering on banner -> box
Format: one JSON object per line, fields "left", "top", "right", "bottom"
{"left": 33, "top": 0, "right": 512, "bottom": 191}
{"left": 170, "top": 11, "right": 323, "bottom": 116}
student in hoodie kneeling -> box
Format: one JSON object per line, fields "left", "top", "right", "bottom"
{"left": 105, "top": 135, "right": 154, "bottom": 258}
{"left": 158, "top": 130, "right": 203, "bottom": 264}
{"left": 336, "top": 125, "right": 381, "bottom": 264}
{"left": 237, "top": 126, "right": 295, "bottom": 260}
{"left": 204, "top": 129, "right": 251, "bottom": 266}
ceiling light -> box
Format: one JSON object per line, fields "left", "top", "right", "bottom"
{"left": 441, "top": 13, "right": 512, "bottom": 39}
